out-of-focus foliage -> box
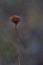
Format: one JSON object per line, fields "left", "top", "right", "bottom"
{"left": 0, "top": 42, "right": 17, "bottom": 64}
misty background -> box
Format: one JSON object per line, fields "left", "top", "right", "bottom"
{"left": 0, "top": 0, "right": 43, "bottom": 65}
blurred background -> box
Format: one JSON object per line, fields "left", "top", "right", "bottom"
{"left": 0, "top": 0, "right": 43, "bottom": 65}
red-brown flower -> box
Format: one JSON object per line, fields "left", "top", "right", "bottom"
{"left": 10, "top": 15, "right": 21, "bottom": 24}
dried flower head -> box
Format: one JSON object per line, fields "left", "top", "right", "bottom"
{"left": 10, "top": 15, "right": 21, "bottom": 24}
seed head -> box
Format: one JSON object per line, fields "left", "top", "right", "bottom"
{"left": 10, "top": 15, "right": 21, "bottom": 24}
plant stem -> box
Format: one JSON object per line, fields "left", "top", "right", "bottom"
{"left": 15, "top": 24, "right": 20, "bottom": 65}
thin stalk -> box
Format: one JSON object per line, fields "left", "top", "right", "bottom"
{"left": 15, "top": 24, "right": 20, "bottom": 65}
